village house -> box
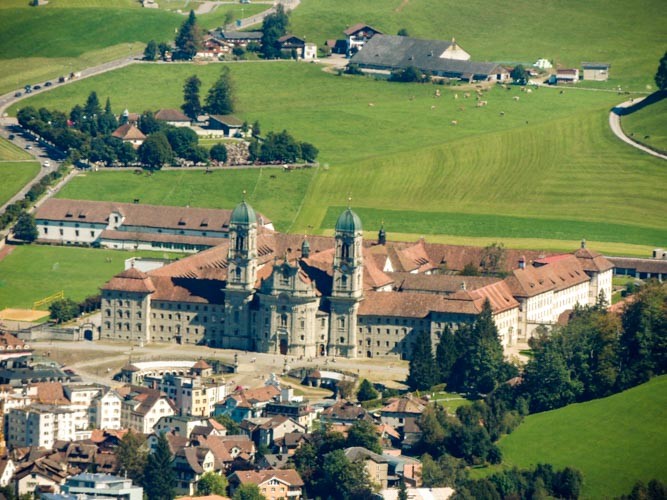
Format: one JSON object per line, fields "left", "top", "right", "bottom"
{"left": 88, "top": 389, "right": 123, "bottom": 430}
{"left": 7, "top": 404, "right": 88, "bottom": 449}
{"left": 155, "top": 109, "right": 191, "bottom": 127}
{"left": 99, "top": 201, "right": 613, "bottom": 358}
{"left": 0, "top": 333, "right": 32, "bottom": 362}
{"left": 111, "top": 123, "right": 146, "bottom": 147}
{"left": 379, "top": 395, "right": 427, "bottom": 431}
{"left": 320, "top": 400, "right": 373, "bottom": 426}
{"left": 173, "top": 447, "right": 222, "bottom": 496}
{"left": 214, "top": 385, "right": 281, "bottom": 422}
{"left": 117, "top": 385, "right": 177, "bottom": 433}
{"left": 228, "top": 469, "right": 304, "bottom": 500}
{"left": 0, "top": 458, "right": 16, "bottom": 488}
{"left": 241, "top": 415, "right": 306, "bottom": 448}
{"left": 52, "top": 472, "right": 143, "bottom": 499}
{"left": 13, "top": 455, "right": 71, "bottom": 497}
{"left": 344, "top": 23, "right": 383, "bottom": 55}
{"left": 344, "top": 447, "right": 390, "bottom": 489}
{"left": 555, "top": 68, "right": 580, "bottom": 83}
{"left": 143, "top": 368, "right": 226, "bottom": 417}
{"left": 209, "top": 29, "right": 263, "bottom": 50}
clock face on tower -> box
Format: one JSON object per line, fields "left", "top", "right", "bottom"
{"left": 341, "top": 263, "right": 350, "bottom": 273}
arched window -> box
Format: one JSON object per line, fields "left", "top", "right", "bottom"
{"left": 235, "top": 268, "right": 241, "bottom": 280}
{"left": 280, "top": 314, "right": 288, "bottom": 327}
{"left": 341, "top": 242, "right": 350, "bottom": 260}
{"left": 236, "top": 235, "right": 245, "bottom": 252}
{"left": 338, "top": 316, "right": 345, "bottom": 329}
{"left": 105, "top": 309, "right": 111, "bottom": 317}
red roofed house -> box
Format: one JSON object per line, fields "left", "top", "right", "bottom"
{"left": 155, "top": 109, "right": 191, "bottom": 127}
{"left": 228, "top": 469, "right": 304, "bottom": 500}
{"left": 118, "top": 385, "right": 176, "bottom": 433}
{"left": 111, "top": 123, "right": 146, "bottom": 147}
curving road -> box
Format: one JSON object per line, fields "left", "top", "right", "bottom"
{"left": 609, "top": 98, "right": 667, "bottom": 161}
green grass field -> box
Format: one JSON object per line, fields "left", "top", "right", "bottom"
{"left": 0, "top": 161, "right": 40, "bottom": 207}
{"left": 57, "top": 167, "right": 316, "bottom": 232}
{"left": 18, "top": 62, "right": 667, "bottom": 248}
{"left": 0, "top": 245, "right": 180, "bottom": 310}
{"left": 490, "top": 375, "right": 667, "bottom": 498}
{"left": 0, "top": 137, "right": 32, "bottom": 161}
{"left": 622, "top": 98, "right": 667, "bottom": 154}
{"left": 289, "top": 0, "right": 666, "bottom": 91}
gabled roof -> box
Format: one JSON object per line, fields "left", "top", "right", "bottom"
{"left": 230, "top": 468, "right": 304, "bottom": 487}
{"left": 101, "top": 267, "right": 155, "bottom": 294}
{"left": 111, "top": 124, "right": 146, "bottom": 141}
{"left": 344, "top": 446, "right": 388, "bottom": 463}
{"left": 155, "top": 109, "right": 190, "bottom": 122}
{"left": 505, "top": 255, "right": 589, "bottom": 298}
{"left": 209, "top": 114, "right": 243, "bottom": 127}
{"left": 380, "top": 395, "right": 427, "bottom": 415}
{"left": 573, "top": 246, "right": 614, "bottom": 272}
{"left": 581, "top": 62, "right": 610, "bottom": 69}
{"left": 350, "top": 35, "right": 504, "bottom": 77}
{"left": 343, "top": 23, "right": 382, "bottom": 36}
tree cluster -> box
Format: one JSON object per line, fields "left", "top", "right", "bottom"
{"left": 293, "top": 423, "right": 379, "bottom": 498}
{"left": 174, "top": 10, "right": 203, "bottom": 60}
{"left": 619, "top": 479, "right": 667, "bottom": 500}
{"left": 655, "top": 51, "right": 667, "bottom": 91}
{"left": 260, "top": 4, "right": 290, "bottom": 59}
{"left": 510, "top": 64, "right": 528, "bottom": 85}
{"left": 455, "top": 463, "right": 584, "bottom": 500}
{"left": 48, "top": 294, "right": 101, "bottom": 323}
{"left": 517, "top": 282, "right": 666, "bottom": 413}
{"left": 408, "top": 301, "right": 517, "bottom": 396}
{"left": 248, "top": 130, "right": 318, "bottom": 164}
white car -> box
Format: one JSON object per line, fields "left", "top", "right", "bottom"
{"left": 43, "top": 160, "right": 50, "bottom": 168}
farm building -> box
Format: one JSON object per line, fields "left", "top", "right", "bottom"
{"left": 155, "top": 109, "right": 191, "bottom": 127}
{"left": 207, "top": 114, "right": 246, "bottom": 138}
{"left": 344, "top": 23, "right": 383, "bottom": 55}
{"left": 555, "top": 68, "right": 580, "bottom": 83}
{"left": 348, "top": 35, "right": 508, "bottom": 82}
{"left": 582, "top": 62, "right": 610, "bottom": 81}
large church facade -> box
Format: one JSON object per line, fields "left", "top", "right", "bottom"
{"left": 100, "top": 201, "right": 613, "bottom": 359}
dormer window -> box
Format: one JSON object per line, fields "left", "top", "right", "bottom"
{"left": 65, "top": 211, "right": 73, "bottom": 218}
{"left": 178, "top": 218, "right": 186, "bottom": 226}
{"left": 200, "top": 219, "right": 209, "bottom": 227}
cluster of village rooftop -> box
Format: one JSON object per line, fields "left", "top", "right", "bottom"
{"left": 0, "top": 335, "right": 449, "bottom": 499}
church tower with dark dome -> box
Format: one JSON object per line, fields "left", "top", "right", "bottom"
{"left": 329, "top": 204, "right": 364, "bottom": 357}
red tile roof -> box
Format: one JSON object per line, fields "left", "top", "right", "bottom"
{"left": 155, "top": 109, "right": 190, "bottom": 122}
{"left": 232, "top": 468, "right": 304, "bottom": 487}
{"left": 101, "top": 267, "right": 155, "bottom": 293}
{"left": 111, "top": 124, "right": 146, "bottom": 141}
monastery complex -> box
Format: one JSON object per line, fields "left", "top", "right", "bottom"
{"left": 100, "top": 200, "right": 613, "bottom": 359}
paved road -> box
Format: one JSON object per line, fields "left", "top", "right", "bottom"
{"left": 609, "top": 98, "right": 667, "bottom": 161}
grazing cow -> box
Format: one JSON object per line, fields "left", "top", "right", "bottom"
{"left": 500, "top": 111, "right": 505, "bottom": 116}
{"left": 451, "top": 120, "right": 458, "bottom": 125}
{"left": 526, "top": 88, "right": 532, "bottom": 93}
{"left": 368, "top": 102, "right": 375, "bottom": 107}
{"left": 430, "top": 105, "right": 436, "bottom": 110}
{"left": 513, "top": 96, "right": 520, "bottom": 101}
{"left": 454, "top": 93, "right": 459, "bottom": 100}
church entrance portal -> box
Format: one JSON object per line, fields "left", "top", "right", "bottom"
{"left": 319, "top": 344, "right": 325, "bottom": 356}
{"left": 279, "top": 338, "right": 288, "bottom": 355}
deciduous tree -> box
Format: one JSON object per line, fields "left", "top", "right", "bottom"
{"left": 117, "top": 430, "right": 148, "bottom": 484}
{"left": 197, "top": 472, "right": 227, "bottom": 496}
{"left": 138, "top": 132, "right": 173, "bottom": 169}
{"left": 144, "top": 40, "right": 158, "bottom": 61}
{"left": 13, "top": 212, "right": 37, "bottom": 242}
{"left": 210, "top": 143, "right": 228, "bottom": 163}
{"left": 356, "top": 379, "right": 378, "bottom": 402}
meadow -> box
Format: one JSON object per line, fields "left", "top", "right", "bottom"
{"left": 490, "top": 375, "right": 667, "bottom": 498}
{"left": 17, "top": 62, "right": 667, "bottom": 249}
{"left": 622, "top": 97, "right": 667, "bottom": 154}
{"left": 0, "top": 245, "right": 180, "bottom": 310}
{"left": 0, "top": 162, "right": 40, "bottom": 208}
{"left": 0, "top": 0, "right": 263, "bottom": 95}
{"left": 289, "top": 0, "right": 666, "bottom": 91}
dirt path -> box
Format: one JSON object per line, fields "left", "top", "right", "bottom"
{"left": 395, "top": 0, "right": 409, "bottom": 13}
{"left": 609, "top": 98, "right": 667, "bottom": 161}
{"left": 0, "top": 244, "right": 15, "bottom": 262}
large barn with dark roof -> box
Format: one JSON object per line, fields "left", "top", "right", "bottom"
{"left": 99, "top": 201, "right": 612, "bottom": 359}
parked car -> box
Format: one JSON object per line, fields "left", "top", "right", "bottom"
{"left": 43, "top": 160, "right": 50, "bottom": 168}
{"left": 25, "top": 144, "right": 32, "bottom": 150}
{"left": 14, "top": 92, "right": 21, "bottom": 97}
{"left": 33, "top": 85, "right": 41, "bottom": 90}
{"left": 8, "top": 134, "right": 15, "bottom": 140}
{"left": 44, "top": 81, "right": 52, "bottom": 87}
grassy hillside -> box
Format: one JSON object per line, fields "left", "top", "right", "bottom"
{"left": 0, "top": 1, "right": 262, "bottom": 95}
{"left": 289, "top": 0, "right": 666, "bottom": 90}
{"left": 0, "top": 162, "right": 40, "bottom": 207}
{"left": 18, "top": 62, "right": 667, "bottom": 247}
{"left": 495, "top": 375, "right": 667, "bottom": 498}
{"left": 0, "top": 137, "right": 32, "bottom": 161}
{"left": 0, "top": 246, "right": 178, "bottom": 310}
{"left": 622, "top": 97, "right": 667, "bottom": 154}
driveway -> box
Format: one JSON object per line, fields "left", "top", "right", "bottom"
{"left": 609, "top": 98, "right": 667, "bottom": 161}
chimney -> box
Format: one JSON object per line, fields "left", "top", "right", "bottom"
{"left": 518, "top": 256, "right": 526, "bottom": 270}
{"left": 460, "top": 281, "right": 466, "bottom": 291}
{"left": 378, "top": 223, "right": 386, "bottom": 246}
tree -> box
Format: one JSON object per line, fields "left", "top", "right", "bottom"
{"left": 435, "top": 325, "right": 459, "bottom": 384}
{"left": 448, "top": 301, "right": 505, "bottom": 395}
{"left": 407, "top": 329, "right": 436, "bottom": 390}
{"left": 84, "top": 91, "right": 102, "bottom": 117}
{"left": 210, "top": 143, "right": 228, "bottom": 163}
{"left": 144, "top": 433, "right": 176, "bottom": 500}
{"left": 214, "top": 414, "right": 240, "bottom": 434}
{"left": 252, "top": 120, "right": 261, "bottom": 137}
{"left": 655, "top": 51, "right": 667, "bottom": 91}
{"left": 232, "top": 483, "right": 265, "bottom": 500}
{"left": 336, "top": 378, "right": 356, "bottom": 399}
{"left": 144, "top": 40, "right": 158, "bottom": 61}
{"left": 49, "top": 298, "right": 79, "bottom": 324}
{"left": 260, "top": 4, "right": 289, "bottom": 59}
{"left": 98, "top": 97, "right": 118, "bottom": 136}
{"left": 165, "top": 127, "right": 199, "bottom": 158}
{"left": 356, "top": 379, "right": 378, "bottom": 402}
{"left": 300, "top": 142, "right": 319, "bottom": 163}
{"left": 138, "top": 132, "right": 173, "bottom": 169}
{"left": 480, "top": 242, "right": 506, "bottom": 275}
{"left": 117, "top": 430, "right": 148, "bottom": 484}
{"left": 346, "top": 419, "right": 382, "bottom": 454}
{"left": 319, "top": 449, "right": 374, "bottom": 499}
{"left": 461, "top": 262, "right": 479, "bottom": 276}
{"left": 138, "top": 111, "right": 162, "bottom": 135}
{"left": 397, "top": 28, "right": 410, "bottom": 36}
{"left": 204, "top": 66, "right": 235, "bottom": 115}
{"left": 554, "top": 467, "right": 584, "bottom": 499}
{"left": 398, "top": 479, "right": 409, "bottom": 500}
{"left": 175, "top": 10, "right": 202, "bottom": 60}
{"left": 181, "top": 75, "right": 202, "bottom": 121}
{"left": 510, "top": 64, "right": 528, "bottom": 85}
{"left": 13, "top": 212, "right": 37, "bottom": 242}
{"left": 158, "top": 42, "right": 171, "bottom": 60}
{"left": 197, "top": 471, "right": 227, "bottom": 496}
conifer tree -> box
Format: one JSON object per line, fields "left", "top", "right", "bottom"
{"left": 144, "top": 433, "right": 176, "bottom": 500}
{"left": 204, "top": 67, "right": 235, "bottom": 115}
{"left": 175, "top": 10, "right": 202, "bottom": 60}
{"left": 181, "top": 75, "right": 202, "bottom": 121}
{"left": 407, "top": 329, "right": 436, "bottom": 390}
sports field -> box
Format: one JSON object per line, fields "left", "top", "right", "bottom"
{"left": 0, "top": 245, "right": 180, "bottom": 310}
{"left": 492, "top": 375, "right": 667, "bottom": 498}
{"left": 18, "top": 62, "right": 666, "bottom": 249}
